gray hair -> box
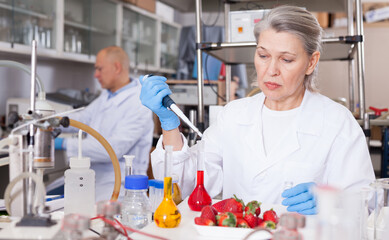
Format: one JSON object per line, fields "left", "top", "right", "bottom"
{"left": 254, "top": 6, "right": 323, "bottom": 92}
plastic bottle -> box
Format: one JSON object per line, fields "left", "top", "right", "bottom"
{"left": 172, "top": 174, "right": 182, "bottom": 205}
{"left": 188, "top": 140, "right": 212, "bottom": 211}
{"left": 64, "top": 130, "right": 95, "bottom": 217}
{"left": 154, "top": 179, "right": 164, "bottom": 212}
{"left": 121, "top": 175, "right": 152, "bottom": 229}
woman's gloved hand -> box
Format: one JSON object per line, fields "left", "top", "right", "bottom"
{"left": 139, "top": 75, "right": 180, "bottom": 131}
{"left": 281, "top": 182, "right": 317, "bottom": 215}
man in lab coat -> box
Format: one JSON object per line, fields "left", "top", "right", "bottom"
{"left": 54, "top": 46, "right": 154, "bottom": 201}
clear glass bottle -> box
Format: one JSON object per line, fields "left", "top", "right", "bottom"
{"left": 121, "top": 175, "right": 152, "bottom": 229}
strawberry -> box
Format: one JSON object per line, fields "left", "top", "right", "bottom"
{"left": 243, "top": 212, "right": 258, "bottom": 228}
{"left": 231, "top": 212, "right": 243, "bottom": 219}
{"left": 212, "top": 195, "right": 244, "bottom": 214}
{"left": 200, "top": 205, "right": 217, "bottom": 223}
{"left": 216, "top": 212, "right": 237, "bottom": 227}
{"left": 244, "top": 200, "right": 261, "bottom": 216}
{"left": 263, "top": 208, "right": 279, "bottom": 224}
{"left": 194, "top": 217, "right": 215, "bottom": 226}
{"left": 258, "top": 220, "right": 276, "bottom": 229}
{"left": 257, "top": 217, "right": 264, "bottom": 226}
{"left": 237, "top": 218, "right": 250, "bottom": 228}
{"left": 212, "top": 198, "right": 231, "bottom": 212}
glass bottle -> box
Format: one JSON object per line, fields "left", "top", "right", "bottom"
{"left": 154, "top": 146, "right": 181, "bottom": 228}
{"left": 121, "top": 175, "right": 152, "bottom": 229}
{"left": 188, "top": 140, "right": 212, "bottom": 211}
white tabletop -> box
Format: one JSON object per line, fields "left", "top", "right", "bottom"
{"left": 130, "top": 198, "right": 315, "bottom": 240}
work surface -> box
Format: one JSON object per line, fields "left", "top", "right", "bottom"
{"left": 127, "top": 198, "right": 316, "bottom": 240}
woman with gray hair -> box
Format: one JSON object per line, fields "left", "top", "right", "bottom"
{"left": 140, "top": 6, "right": 374, "bottom": 215}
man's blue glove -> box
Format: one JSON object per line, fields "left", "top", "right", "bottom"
{"left": 139, "top": 75, "right": 180, "bottom": 131}
{"left": 54, "top": 138, "right": 65, "bottom": 150}
{"left": 281, "top": 182, "right": 317, "bottom": 215}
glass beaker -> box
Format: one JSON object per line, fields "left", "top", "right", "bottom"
{"left": 314, "top": 185, "right": 368, "bottom": 240}
{"left": 370, "top": 178, "right": 389, "bottom": 240}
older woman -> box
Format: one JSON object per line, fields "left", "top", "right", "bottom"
{"left": 140, "top": 6, "right": 374, "bottom": 215}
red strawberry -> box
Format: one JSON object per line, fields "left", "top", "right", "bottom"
{"left": 200, "top": 205, "right": 217, "bottom": 223}
{"left": 212, "top": 198, "right": 231, "bottom": 212}
{"left": 194, "top": 217, "right": 215, "bottom": 226}
{"left": 257, "top": 217, "right": 264, "bottom": 226}
{"left": 263, "top": 208, "right": 279, "bottom": 224}
{"left": 212, "top": 195, "right": 244, "bottom": 214}
{"left": 231, "top": 212, "right": 243, "bottom": 219}
{"left": 243, "top": 212, "right": 258, "bottom": 228}
{"left": 216, "top": 212, "right": 237, "bottom": 227}
{"left": 258, "top": 220, "right": 276, "bottom": 229}
{"left": 237, "top": 218, "right": 250, "bottom": 228}
{"left": 244, "top": 200, "right": 261, "bottom": 216}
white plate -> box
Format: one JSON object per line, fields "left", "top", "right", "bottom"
{"left": 193, "top": 224, "right": 272, "bottom": 240}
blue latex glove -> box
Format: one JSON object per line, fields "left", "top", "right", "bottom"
{"left": 281, "top": 182, "right": 317, "bottom": 215}
{"left": 54, "top": 138, "right": 65, "bottom": 150}
{"left": 139, "top": 75, "right": 180, "bottom": 131}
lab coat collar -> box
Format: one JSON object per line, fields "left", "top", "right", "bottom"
{"left": 236, "top": 89, "right": 323, "bottom": 176}
{"left": 235, "top": 89, "right": 323, "bottom": 135}
{"left": 102, "top": 78, "right": 140, "bottom": 108}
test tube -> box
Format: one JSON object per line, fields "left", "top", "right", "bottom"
{"left": 148, "top": 179, "right": 156, "bottom": 218}
{"left": 283, "top": 181, "right": 294, "bottom": 191}
{"left": 154, "top": 180, "right": 164, "bottom": 212}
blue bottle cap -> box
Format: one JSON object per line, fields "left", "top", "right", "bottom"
{"left": 148, "top": 179, "right": 156, "bottom": 187}
{"left": 125, "top": 175, "right": 149, "bottom": 190}
{"left": 154, "top": 180, "right": 164, "bottom": 189}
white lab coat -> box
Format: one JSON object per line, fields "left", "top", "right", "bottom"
{"left": 64, "top": 78, "right": 154, "bottom": 201}
{"left": 151, "top": 90, "right": 375, "bottom": 204}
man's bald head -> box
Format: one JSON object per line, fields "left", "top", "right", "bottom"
{"left": 99, "top": 46, "right": 130, "bottom": 71}
{"left": 94, "top": 46, "right": 131, "bottom": 92}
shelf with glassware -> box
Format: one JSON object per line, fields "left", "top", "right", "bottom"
{"left": 0, "top": 0, "right": 55, "bottom": 50}
{"left": 0, "top": 0, "right": 181, "bottom": 71}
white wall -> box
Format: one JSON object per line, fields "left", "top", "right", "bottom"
{"left": 0, "top": 53, "right": 97, "bottom": 116}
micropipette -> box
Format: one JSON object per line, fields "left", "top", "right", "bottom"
{"left": 142, "top": 75, "right": 203, "bottom": 138}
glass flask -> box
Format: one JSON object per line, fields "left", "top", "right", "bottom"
{"left": 188, "top": 140, "right": 212, "bottom": 211}
{"left": 154, "top": 176, "right": 181, "bottom": 228}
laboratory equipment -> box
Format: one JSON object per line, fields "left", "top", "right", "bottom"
{"left": 273, "top": 212, "right": 305, "bottom": 240}
{"left": 142, "top": 75, "right": 203, "bottom": 137}
{"left": 53, "top": 214, "right": 90, "bottom": 240}
{"left": 123, "top": 155, "right": 135, "bottom": 176}
{"left": 314, "top": 185, "right": 367, "bottom": 240}
{"left": 153, "top": 179, "right": 164, "bottom": 213}
{"left": 370, "top": 178, "right": 389, "bottom": 240}
{"left": 64, "top": 130, "right": 96, "bottom": 217}
{"left": 154, "top": 146, "right": 181, "bottom": 228}
{"left": 188, "top": 140, "right": 212, "bottom": 211}
{"left": 172, "top": 174, "right": 183, "bottom": 205}
{"left": 96, "top": 200, "right": 122, "bottom": 240}
{"left": 121, "top": 175, "right": 152, "bottom": 229}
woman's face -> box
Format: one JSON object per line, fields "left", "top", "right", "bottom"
{"left": 254, "top": 28, "right": 319, "bottom": 110}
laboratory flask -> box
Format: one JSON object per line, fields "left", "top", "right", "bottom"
{"left": 188, "top": 140, "right": 212, "bottom": 211}
{"left": 121, "top": 175, "right": 152, "bottom": 229}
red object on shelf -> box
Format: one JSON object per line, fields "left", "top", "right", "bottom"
{"left": 188, "top": 171, "right": 212, "bottom": 211}
{"left": 369, "top": 106, "right": 388, "bottom": 116}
